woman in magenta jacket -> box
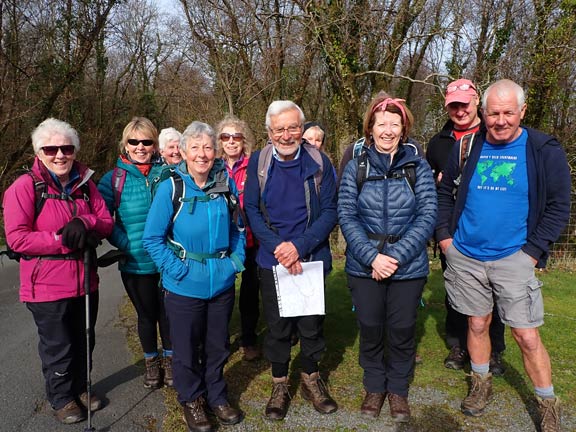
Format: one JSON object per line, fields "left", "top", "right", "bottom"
{"left": 3, "top": 118, "right": 114, "bottom": 425}
{"left": 215, "top": 115, "right": 261, "bottom": 361}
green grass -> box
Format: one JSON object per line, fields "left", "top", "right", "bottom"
{"left": 121, "top": 255, "right": 576, "bottom": 431}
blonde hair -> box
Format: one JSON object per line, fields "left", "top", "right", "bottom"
{"left": 119, "top": 117, "right": 159, "bottom": 153}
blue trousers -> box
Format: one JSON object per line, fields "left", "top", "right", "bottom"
{"left": 27, "top": 292, "right": 99, "bottom": 410}
{"left": 164, "top": 288, "right": 234, "bottom": 407}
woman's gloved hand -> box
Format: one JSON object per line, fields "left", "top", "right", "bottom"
{"left": 57, "top": 219, "right": 87, "bottom": 250}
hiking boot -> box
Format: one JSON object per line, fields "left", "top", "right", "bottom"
{"left": 388, "top": 393, "right": 411, "bottom": 423}
{"left": 163, "top": 355, "right": 174, "bottom": 387}
{"left": 55, "top": 400, "right": 86, "bottom": 424}
{"left": 360, "top": 391, "right": 387, "bottom": 418}
{"left": 489, "top": 351, "right": 505, "bottom": 376}
{"left": 241, "top": 345, "right": 261, "bottom": 361}
{"left": 461, "top": 372, "right": 493, "bottom": 416}
{"left": 78, "top": 391, "right": 103, "bottom": 411}
{"left": 144, "top": 356, "right": 162, "bottom": 389}
{"left": 300, "top": 372, "right": 338, "bottom": 414}
{"left": 265, "top": 376, "right": 291, "bottom": 420}
{"left": 183, "top": 397, "right": 213, "bottom": 432}
{"left": 537, "top": 396, "right": 561, "bottom": 432}
{"left": 444, "top": 345, "right": 469, "bottom": 370}
{"left": 211, "top": 403, "right": 244, "bottom": 425}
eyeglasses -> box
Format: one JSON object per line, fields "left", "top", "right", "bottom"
{"left": 127, "top": 139, "right": 155, "bottom": 146}
{"left": 41, "top": 145, "right": 76, "bottom": 156}
{"left": 220, "top": 133, "right": 244, "bottom": 142}
{"left": 270, "top": 125, "right": 302, "bottom": 137}
{"left": 446, "top": 84, "right": 476, "bottom": 93}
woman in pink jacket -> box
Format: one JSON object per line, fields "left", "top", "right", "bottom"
{"left": 216, "top": 115, "right": 261, "bottom": 361}
{"left": 2, "top": 118, "right": 114, "bottom": 425}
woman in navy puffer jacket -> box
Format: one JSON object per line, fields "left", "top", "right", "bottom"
{"left": 338, "top": 94, "right": 437, "bottom": 422}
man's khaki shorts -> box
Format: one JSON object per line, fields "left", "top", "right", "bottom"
{"left": 443, "top": 244, "right": 544, "bottom": 328}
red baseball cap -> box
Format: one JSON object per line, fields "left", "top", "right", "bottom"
{"left": 444, "top": 79, "right": 477, "bottom": 107}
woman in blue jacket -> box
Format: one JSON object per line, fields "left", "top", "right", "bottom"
{"left": 97, "top": 117, "right": 172, "bottom": 389}
{"left": 338, "top": 95, "right": 437, "bottom": 423}
{"left": 143, "top": 121, "right": 246, "bottom": 432}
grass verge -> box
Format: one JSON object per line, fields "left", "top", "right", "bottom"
{"left": 120, "top": 256, "right": 576, "bottom": 431}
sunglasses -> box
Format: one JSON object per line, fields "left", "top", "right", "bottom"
{"left": 446, "top": 83, "right": 476, "bottom": 93}
{"left": 127, "top": 138, "right": 155, "bottom": 146}
{"left": 220, "top": 133, "right": 244, "bottom": 142}
{"left": 41, "top": 145, "right": 76, "bottom": 156}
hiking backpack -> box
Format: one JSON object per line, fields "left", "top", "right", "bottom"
{"left": 2, "top": 170, "right": 91, "bottom": 261}
{"left": 351, "top": 138, "right": 418, "bottom": 194}
{"left": 256, "top": 142, "right": 324, "bottom": 229}
{"left": 451, "top": 132, "right": 475, "bottom": 198}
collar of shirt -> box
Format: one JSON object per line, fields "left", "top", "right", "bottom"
{"left": 272, "top": 144, "right": 301, "bottom": 161}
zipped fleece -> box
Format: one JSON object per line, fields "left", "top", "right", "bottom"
{"left": 435, "top": 126, "right": 571, "bottom": 268}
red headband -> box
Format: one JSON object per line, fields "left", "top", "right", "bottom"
{"left": 372, "top": 98, "right": 408, "bottom": 127}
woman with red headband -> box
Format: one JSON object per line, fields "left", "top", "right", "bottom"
{"left": 338, "top": 93, "right": 437, "bottom": 422}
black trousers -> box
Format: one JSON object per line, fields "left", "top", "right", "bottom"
{"left": 259, "top": 267, "right": 325, "bottom": 377}
{"left": 27, "top": 292, "right": 99, "bottom": 410}
{"left": 440, "top": 252, "right": 506, "bottom": 353}
{"left": 348, "top": 275, "right": 425, "bottom": 397}
{"left": 239, "top": 247, "right": 260, "bottom": 347}
{"left": 164, "top": 288, "right": 235, "bottom": 407}
{"left": 121, "top": 272, "right": 171, "bottom": 354}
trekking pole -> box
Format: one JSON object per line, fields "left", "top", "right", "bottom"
{"left": 83, "top": 247, "right": 96, "bottom": 432}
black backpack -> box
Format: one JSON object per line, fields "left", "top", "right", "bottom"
{"left": 2, "top": 170, "right": 90, "bottom": 261}
{"left": 351, "top": 138, "right": 418, "bottom": 194}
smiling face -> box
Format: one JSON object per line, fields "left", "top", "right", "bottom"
{"left": 483, "top": 90, "right": 526, "bottom": 144}
{"left": 303, "top": 126, "right": 325, "bottom": 150}
{"left": 37, "top": 133, "right": 76, "bottom": 183}
{"left": 267, "top": 108, "right": 303, "bottom": 160}
{"left": 124, "top": 130, "right": 156, "bottom": 163}
{"left": 183, "top": 134, "right": 216, "bottom": 186}
{"left": 446, "top": 98, "right": 480, "bottom": 130}
{"left": 161, "top": 139, "right": 182, "bottom": 165}
{"left": 220, "top": 126, "right": 244, "bottom": 161}
{"left": 371, "top": 110, "right": 403, "bottom": 154}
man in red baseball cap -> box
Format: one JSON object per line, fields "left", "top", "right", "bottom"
{"left": 426, "top": 78, "right": 506, "bottom": 375}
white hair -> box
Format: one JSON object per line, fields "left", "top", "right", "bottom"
{"left": 31, "top": 118, "right": 80, "bottom": 154}
{"left": 159, "top": 127, "right": 182, "bottom": 150}
{"left": 482, "top": 79, "right": 526, "bottom": 110}
{"left": 180, "top": 121, "right": 217, "bottom": 151}
{"left": 265, "top": 100, "right": 305, "bottom": 129}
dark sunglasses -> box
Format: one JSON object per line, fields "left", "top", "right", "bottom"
{"left": 219, "top": 133, "right": 244, "bottom": 142}
{"left": 127, "top": 138, "right": 155, "bottom": 146}
{"left": 41, "top": 145, "right": 76, "bottom": 156}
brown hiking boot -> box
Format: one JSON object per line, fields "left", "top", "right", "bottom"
{"left": 78, "top": 391, "right": 103, "bottom": 411}
{"left": 388, "top": 393, "right": 411, "bottom": 423}
{"left": 241, "top": 345, "right": 261, "bottom": 361}
{"left": 461, "top": 372, "right": 493, "bottom": 416}
{"left": 265, "top": 376, "right": 291, "bottom": 420}
{"left": 444, "top": 345, "right": 469, "bottom": 370}
{"left": 163, "top": 355, "right": 173, "bottom": 387}
{"left": 55, "top": 400, "right": 86, "bottom": 424}
{"left": 360, "top": 391, "right": 387, "bottom": 418}
{"left": 300, "top": 371, "right": 338, "bottom": 414}
{"left": 211, "top": 403, "right": 244, "bottom": 425}
{"left": 183, "top": 397, "right": 213, "bottom": 432}
{"left": 537, "top": 396, "right": 561, "bottom": 432}
{"left": 144, "top": 356, "right": 162, "bottom": 389}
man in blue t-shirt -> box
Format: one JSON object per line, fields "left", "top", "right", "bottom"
{"left": 244, "top": 100, "right": 338, "bottom": 421}
{"left": 435, "top": 79, "right": 570, "bottom": 432}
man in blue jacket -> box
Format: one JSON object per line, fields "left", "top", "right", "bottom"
{"left": 436, "top": 79, "right": 570, "bottom": 432}
{"left": 244, "top": 100, "right": 338, "bottom": 421}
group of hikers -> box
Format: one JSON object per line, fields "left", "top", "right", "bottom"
{"left": 2, "top": 77, "right": 570, "bottom": 432}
